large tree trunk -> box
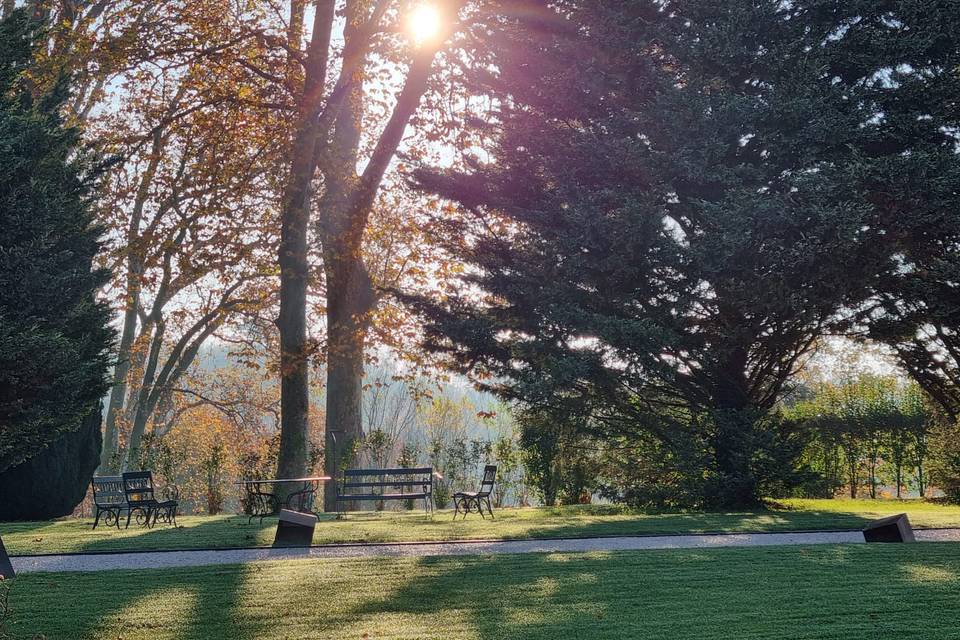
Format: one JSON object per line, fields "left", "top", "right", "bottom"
{"left": 275, "top": 1, "right": 336, "bottom": 484}
{"left": 323, "top": 256, "right": 376, "bottom": 511}
{"left": 316, "top": 34, "right": 450, "bottom": 509}
{"left": 708, "top": 348, "right": 761, "bottom": 508}
{"left": 318, "top": 72, "right": 367, "bottom": 510}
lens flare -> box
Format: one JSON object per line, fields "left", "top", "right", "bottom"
{"left": 408, "top": 4, "right": 441, "bottom": 43}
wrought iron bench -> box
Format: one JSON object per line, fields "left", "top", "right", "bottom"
{"left": 453, "top": 465, "right": 497, "bottom": 520}
{"left": 335, "top": 467, "right": 436, "bottom": 517}
{"left": 91, "top": 476, "right": 128, "bottom": 529}
{"left": 122, "top": 471, "right": 179, "bottom": 528}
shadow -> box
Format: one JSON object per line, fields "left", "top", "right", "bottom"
{"left": 3, "top": 514, "right": 280, "bottom": 556}
{"left": 520, "top": 508, "right": 879, "bottom": 541}
{"left": 7, "top": 517, "right": 279, "bottom": 638}
{"left": 9, "top": 541, "right": 960, "bottom": 638}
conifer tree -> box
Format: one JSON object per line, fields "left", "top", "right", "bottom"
{"left": 0, "top": 10, "right": 113, "bottom": 519}
{"left": 408, "top": 1, "right": 960, "bottom": 507}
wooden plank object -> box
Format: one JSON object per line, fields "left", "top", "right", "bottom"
{"left": 863, "top": 513, "right": 916, "bottom": 543}
{"left": 0, "top": 536, "right": 14, "bottom": 578}
{"left": 273, "top": 509, "right": 317, "bottom": 547}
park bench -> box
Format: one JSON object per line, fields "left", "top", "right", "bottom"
{"left": 453, "top": 465, "right": 497, "bottom": 520}
{"left": 91, "top": 476, "right": 128, "bottom": 529}
{"left": 122, "top": 471, "right": 179, "bottom": 528}
{"left": 335, "top": 467, "right": 436, "bottom": 517}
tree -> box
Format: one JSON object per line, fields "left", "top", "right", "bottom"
{"left": 273, "top": 0, "right": 470, "bottom": 510}
{"left": 406, "top": 1, "right": 924, "bottom": 507}
{"left": 848, "top": 1, "right": 960, "bottom": 421}
{"left": 0, "top": 10, "right": 113, "bottom": 519}
{"left": 789, "top": 376, "right": 938, "bottom": 499}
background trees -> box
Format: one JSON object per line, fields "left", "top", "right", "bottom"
{"left": 788, "top": 377, "right": 936, "bottom": 499}
{"left": 0, "top": 10, "right": 113, "bottom": 519}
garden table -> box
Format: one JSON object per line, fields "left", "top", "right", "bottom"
{"left": 235, "top": 476, "right": 331, "bottom": 524}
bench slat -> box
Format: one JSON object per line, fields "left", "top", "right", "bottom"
{"left": 341, "top": 493, "right": 430, "bottom": 500}
{"left": 343, "top": 467, "right": 433, "bottom": 476}
{"left": 342, "top": 480, "right": 431, "bottom": 488}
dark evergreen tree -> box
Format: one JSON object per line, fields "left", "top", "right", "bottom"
{"left": 0, "top": 10, "right": 113, "bottom": 519}
{"left": 406, "top": 1, "right": 960, "bottom": 507}
{"left": 826, "top": 2, "right": 960, "bottom": 421}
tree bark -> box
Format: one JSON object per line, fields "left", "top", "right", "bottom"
{"left": 100, "top": 129, "right": 164, "bottom": 471}
{"left": 100, "top": 299, "right": 137, "bottom": 471}
{"left": 275, "top": 1, "right": 335, "bottom": 483}
{"left": 317, "top": 33, "right": 449, "bottom": 510}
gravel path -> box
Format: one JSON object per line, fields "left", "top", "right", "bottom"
{"left": 12, "top": 528, "right": 960, "bottom": 574}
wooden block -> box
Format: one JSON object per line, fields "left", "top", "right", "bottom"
{"left": 273, "top": 509, "right": 317, "bottom": 547}
{"left": 863, "top": 513, "right": 915, "bottom": 543}
{"left": 0, "top": 536, "right": 14, "bottom": 578}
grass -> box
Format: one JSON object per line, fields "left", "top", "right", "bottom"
{"left": 3, "top": 498, "right": 960, "bottom": 556}
{"left": 6, "top": 543, "right": 960, "bottom": 639}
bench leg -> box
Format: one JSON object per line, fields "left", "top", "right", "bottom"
{"left": 485, "top": 496, "right": 494, "bottom": 519}
{"left": 92, "top": 508, "right": 102, "bottom": 530}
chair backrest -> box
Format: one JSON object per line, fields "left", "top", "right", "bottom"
{"left": 92, "top": 476, "right": 127, "bottom": 508}
{"left": 477, "top": 465, "right": 497, "bottom": 497}
{"left": 122, "top": 471, "right": 156, "bottom": 504}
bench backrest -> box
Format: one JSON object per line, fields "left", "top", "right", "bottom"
{"left": 339, "top": 467, "right": 434, "bottom": 496}
{"left": 92, "top": 476, "right": 127, "bottom": 508}
{"left": 122, "top": 471, "right": 157, "bottom": 505}
{"left": 477, "top": 465, "right": 497, "bottom": 497}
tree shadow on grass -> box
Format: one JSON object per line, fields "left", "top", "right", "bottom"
{"left": 10, "top": 543, "right": 960, "bottom": 639}
{"left": 519, "top": 509, "right": 878, "bottom": 541}
{"left": 8, "top": 517, "right": 269, "bottom": 640}
{"left": 344, "top": 544, "right": 960, "bottom": 640}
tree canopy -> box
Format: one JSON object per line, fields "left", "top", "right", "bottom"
{"left": 0, "top": 10, "right": 113, "bottom": 474}
{"left": 407, "top": 0, "right": 960, "bottom": 507}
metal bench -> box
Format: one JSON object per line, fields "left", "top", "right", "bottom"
{"left": 122, "top": 471, "right": 179, "bottom": 528}
{"left": 335, "top": 467, "right": 436, "bottom": 517}
{"left": 91, "top": 476, "right": 128, "bottom": 529}
{"left": 453, "top": 465, "right": 497, "bottom": 520}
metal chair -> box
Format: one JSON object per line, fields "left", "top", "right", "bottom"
{"left": 453, "top": 465, "right": 497, "bottom": 520}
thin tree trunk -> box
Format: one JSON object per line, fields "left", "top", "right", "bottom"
{"left": 123, "top": 319, "right": 165, "bottom": 469}
{"left": 100, "top": 131, "right": 163, "bottom": 470}
{"left": 100, "top": 301, "right": 137, "bottom": 471}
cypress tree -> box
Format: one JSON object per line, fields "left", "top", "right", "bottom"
{"left": 0, "top": 10, "right": 113, "bottom": 519}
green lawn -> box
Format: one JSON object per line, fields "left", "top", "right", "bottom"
{"left": 3, "top": 499, "right": 960, "bottom": 556}
{"left": 6, "top": 544, "right": 960, "bottom": 639}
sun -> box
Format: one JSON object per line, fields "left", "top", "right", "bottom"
{"left": 408, "top": 4, "right": 442, "bottom": 44}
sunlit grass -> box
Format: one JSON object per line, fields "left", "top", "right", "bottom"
{"left": 7, "top": 544, "right": 960, "bottom": 639}
{"left": 3, "top": 499, "right": 960, "bottom": 556}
